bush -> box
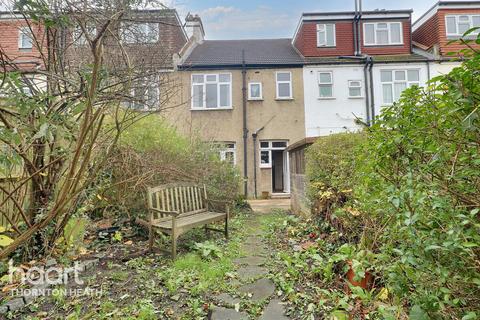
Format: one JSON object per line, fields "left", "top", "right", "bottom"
{"left": 95, "top": 116, "right": 241, "bottom": 219}
{"left": 306, "top": 132, "right": 365, "bottom": 232}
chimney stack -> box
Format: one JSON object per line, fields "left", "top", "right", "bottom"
{"left": 186, "top": 14, "right": 205, "bottom": 43}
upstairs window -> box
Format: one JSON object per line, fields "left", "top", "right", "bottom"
{"left": 19, "top": 27, "right": 33, "bottom": 50}
{"left": 276, "top": 72, "right": 292, "bottom": 100}
{"left": 248, "top": 82, "right": 263, "bottom": 100}
{"left": 381, "top": 69, "right": 419, "bottom": 104}
{"left": 318, "top": 71, "right": 333, "bottom": 98}
{"left": 364, "top": 22, "right": 402, "bottom": 46}
{"left": 317, "top": 24, "right": 335, "bottom": 47}
{"left": 192, "top": 73, "right": 232, "bottom": 109}
{"left": 73, "top": 24, "right": 97, "bottom": 46}
{"left": 445, "top": 15, "right": 480, "bottom": 37}
{"left": 348, "top": 80, "right": 363, "bottom": 98}
{"left": 122, "top": 22, "right": 159, "bottom": 44}
{"left": 130, "top": 75, "right": 159, "bottom": 110}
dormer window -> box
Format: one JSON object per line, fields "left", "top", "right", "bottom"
{"left": 445, "top": 15, "right": 480, "bottom": 37}
{"left": 364, "top": 22, "right": 403, "bottom": 46}
{"left": 317, "top": 24, "right": 335, "bottom": 47}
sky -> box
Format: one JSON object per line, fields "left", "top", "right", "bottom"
{"left": 164, "top": 0, "right": 441, "bottom": 39}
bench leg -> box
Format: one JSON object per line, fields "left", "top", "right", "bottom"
{"left": 172, "top": 235, "right": 177, "bottom": 259}
{"left": 148, "top": 224, "right": 154, "bottom": 252}
{"left": 225, "top": 205, "right": 229, "bottom": 240}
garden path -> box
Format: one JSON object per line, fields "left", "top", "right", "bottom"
{"left": 211, "top": 199, "right": 291, "bottom": 320}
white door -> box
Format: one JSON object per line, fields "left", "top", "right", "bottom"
{"left": 283, "top": 150, "right": 290, "bottom": 193}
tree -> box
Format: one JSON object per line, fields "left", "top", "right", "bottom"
{"left": 0, "top": 0, "right": 183, "bottom": 258}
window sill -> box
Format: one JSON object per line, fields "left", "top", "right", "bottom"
{"left": 248, "top": 98, "right": 263, "bottom": 101}
{"left": 348, "top": 96, "right": 364, "bottom": 99}
{"left": 19, "top": 48, "right": 32, "bottom": 51}
{"left": 190, "top": 107, "right": 233, "bottom": 111}
{"left": 259, "top": 165, "right": 272, "bottom": 169}
{"left": 275, "top": 98, "right": 294, "bottom": 101}
{"left": 364, "top": 43, "right": 404, "bottom": 47}
{"left": 317, "top": 45, "right": 336, "bottom": 48}
{"left": 318, "top": 97, "right": 336, "bottom": 100}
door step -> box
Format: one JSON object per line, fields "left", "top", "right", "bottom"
{"left": 270, "top": 193, "right": 291, "bottom": 199}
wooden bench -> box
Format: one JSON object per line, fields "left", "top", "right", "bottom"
{"left": 137, "top": 183, "right": 230, "bottom": 259}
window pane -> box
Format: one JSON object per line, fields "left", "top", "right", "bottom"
{"left": 446, "top": 16, "right": 457, "bottom": 34}
{"left": 317, "top": 24, "right": 325, "bottom": 32}
{"left": 349, "top": 81, "right": 361, "bottom": 87}
{"left": 260, "top": 150, "right": 270, "bottom": 165}
{"left": 407, "top": 70, "right": 419, "bottom": 81}
{"left": 277, "top": 72, "right": 290, "bottom": 82}
{"left": 394, "top": 82, "right": 407, "bottom": 101}
{"left": 319, "top": 72, "right": 332, "bottom": 83}
{"left": 278, "top": 83, "right": 291, "bottom": 98}
{"left": 224, "top": 151, "right": 235, "bottom": 165}
{"left": 383, "top": 84, "right": 393, "bottom": 104}
{"left": 250, "top": 84, "right": 261, "bottom": 98}
{"left": 326, "top": 24, "right": 335, "bottom": 46}
{"left": 192, "top": 75, "right": 204, "bottom": 83}
{"left": 377, "top": 23, "right": 388, "bottom": 29}
{"left": 395, "top": 71, "right": 406, "bottom": 81}
{"left": 391, "top": 23, "right": 401, "bottom": 43}
{"left": 193, "top": 85, "right": 203, "bottom": 108}
{"left": 206, "top": 83, "right": 217, "bottom": 108}
{"left": 272, "top": 142, "right": 287, "bottom": 148}
{"left": 317, "top": 30, "right": 326, "bottom": 45}
{"left": 364, "top": 24, "right": 375, "bottom": 44}
{"left": 381, "top": 70, "right": 392, "bottom": 82}
{"left": 377, "top": 29, "right": 388, "bottom": 44}
{"left": 219, "top": 84, "right": 230, "bottom": 107}
{"left": 219, "top": 74, "right": 231, "bottom": 82}
{"left": 458, "top": 22, "right": 470, "bottom": 34}
{"left": 260, "top": 142, "right": 269, "bottom": 148}
{"left": 319, "top": 85, "right": 333, "bottom": 97}
{"left": 206, "top": 75, "right": 216, "bottom": 82}
{"left": 473, "top": 16, "right": 480, "bottom": 28}
{"left": 349, "top": 87, "right": 361, "bottom": 97}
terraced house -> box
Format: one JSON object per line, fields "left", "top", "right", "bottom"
{"left": 169, "top": 15, "right": 305, "bottom": 198}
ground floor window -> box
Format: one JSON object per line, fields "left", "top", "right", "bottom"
{"left": 259, "top": 140, "right": 287, "bottom": 168}
{"left": 216, "top": 142, "right": 236, "bottom": 165}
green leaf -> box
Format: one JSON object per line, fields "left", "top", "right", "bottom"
{"left": 409, "top": 305, "right": 430, "bottom": 320}
{"left": 462, "top": 312, "right": 477, "bottom": 320}
{"left": 0, "top": 235, "right": 14, "bottom": 247}
{"left": 462, "top": 242, "right": 478, "bottom": 248}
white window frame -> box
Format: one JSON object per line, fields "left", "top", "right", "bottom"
{"left": 380, "top": 69, "right": 420, "bottom": 105}
{"left": 191, "top": 73, "right": 232, "bottom": 110}
{"left": 130, "top": 75, "right": 159, "bottom": 111}
{"left": 259, "top": 140, "right": 288, "bottom": 169}
{"left": 217, "top": 142, "right": 236, "bottom": 165}
{"left": 18, "top": 27, "right": 33, "bottom": 50}
{"left": 248, "top": 82, "right": 263, "bottom": 100}
{"left": 318, "top": 71, "right": 334, "bottom": 99}
{"left": 275, "top": 71, "right": 293, "bottom": 100}
{"left": 445, "top": 15, "right": 480, "bottom": 37}
{"left": 348, "top": 80, "right": 363, "bottom": 98}
{"left": 317, "top": 23, "right": 336, "bottom": 47}
{"left": 363, "top": 22, "right": 403, "bottom": 46}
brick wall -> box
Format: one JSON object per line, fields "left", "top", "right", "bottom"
{"left": 412, "top": 14, "right": 439, "bottom": 49}
{"left": 294, "top": 18, "right": 412, "bottom": 57}
{"left": 0, "top": 19, "right": 45, "bottom": 70}
{"left": 437, "top": 8, "right": 480, "bottom": 56}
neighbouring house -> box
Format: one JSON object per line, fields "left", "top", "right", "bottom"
{"left": 170, "top": 16, "right": 305, "bottom": 198}
{"left": 412, "top": 0, "right": 480, "bottom": 76}
{"left": 293, "top": 7, "right": 430, "bottom": 138}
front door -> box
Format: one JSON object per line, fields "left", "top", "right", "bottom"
{"left": 272, "top": 150, "right": 284, "bottom": 193}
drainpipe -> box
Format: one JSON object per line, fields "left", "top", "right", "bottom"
{"left": 353, "top": 0, "right": 358, "bottom": 56}
{"left": 242, "top": 50, "right": 248, "bottom": 197}
{"left": 252, "top": 128, "right": 264, "bottom": 199}
{"left": 363, "top": 58, "right": 371, "bottom": 125}
{"left": 357, "top": 0, "right": 362, "bottom": 56}
{"left": 368, "top": 56, "right": 375, "bottom": 124}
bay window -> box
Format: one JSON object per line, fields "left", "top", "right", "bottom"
{"left": 192, "top": 73, "right": 232, "bottom": 109}
{"left": 381, "top": 69, "right": 419, "bottom": 104}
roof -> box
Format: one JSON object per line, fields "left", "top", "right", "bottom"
{"left": 303, "top": 54, "right": 429, "bottom": 65}
{"left": 286, "top": 137, "right": 318, "bottom": 152}
{"left": 302, "top": 9, "right": 413, "bottom": 17}
{"left": 179, "top": 39, "right": 304, "bottom": 69}
{"left": 413, "top": 1, "right": 480, "bottom": 30}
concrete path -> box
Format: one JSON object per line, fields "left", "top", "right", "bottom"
{"left": 211, "top": 206, "right": 290, "bottom": 320}
{"left": 247, "top": 199, "right": 291, "bottom": 214}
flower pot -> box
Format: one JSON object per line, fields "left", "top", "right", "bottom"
{"left": 346, "top": 260, "right": 373, "bottom": 289}
{"left": 261, "top": 191, "right": 270, "bottom": 199}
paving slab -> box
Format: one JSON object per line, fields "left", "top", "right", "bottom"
{"left": 233, "top": 256, "right": 266, "bottom": 266}
{"left": 237, "top": 265, "right": 268, "bottom": 281}
{"left": 214, "top": 293, "right": 241, "bottom": 306}
{"left": 238, "top": 278, "right": 275, "bottom": 302}
{"left": 259, "top": 299, "right": 290, "bottom": 320}
{"left": 240, "top": 243, "right": 267, "bottom": 257}
{"left": 211, "top": 306, "right": 249, "bottom": 320}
